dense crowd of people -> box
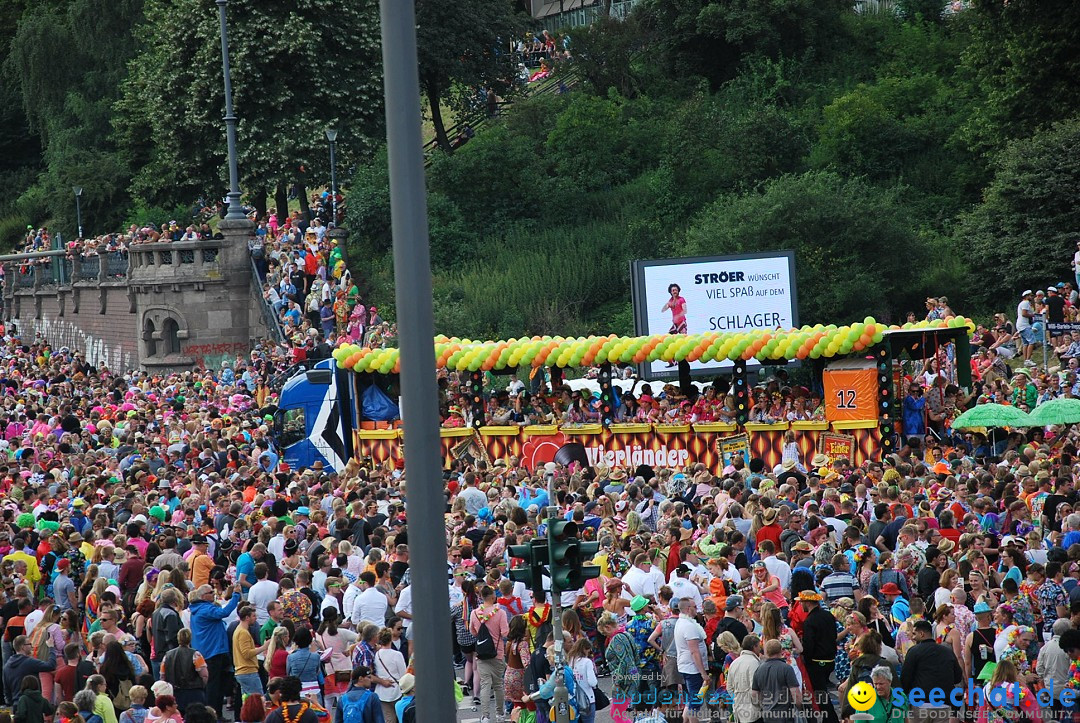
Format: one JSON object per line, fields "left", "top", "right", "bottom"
{"left": 9, "top": 227, "right": 1080, "bottom": 723}
{"left": 10, "top": 324, "right": 1080, "bottom": 723}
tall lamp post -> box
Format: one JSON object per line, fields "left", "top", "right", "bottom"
{"left": 216, "top": 0, "right": 246, "bottom": 221}
{"left": 325, "top": 128, "right": 338, "bottom": 225}
{"left": 73, "top": 186, "right": 83, "bottom": 238}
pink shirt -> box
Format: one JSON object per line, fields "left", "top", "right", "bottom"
{"left": 469, "top": 606, "right": 509, "bottom": 661}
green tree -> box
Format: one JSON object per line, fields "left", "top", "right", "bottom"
{"left": 638, "top": 0, "right": 852, "bottom": 87}
{"left": 571, "top": 15, "right": 645, "bottom": 98}
{"left": 682, "top": 171, "right": 931, "bottom": 323}
{"left": 415, "top": 0, "right": 526, "bottom": 154}
{"left": 961, "top": 0, "right": 1080, "bottom": 153}
{"left": 6, "top": 0, "right": 143, "bottom": 237}
{"left": 962, "top": 116, "right": 1080, "bottom": 309}
{"left": 117, "top": 0, "right": 383, "bottom": 219}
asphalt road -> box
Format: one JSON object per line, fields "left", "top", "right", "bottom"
{"left": 453, "top": 675, "right": 626, "bottom": 723}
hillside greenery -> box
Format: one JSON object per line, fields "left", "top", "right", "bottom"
{"left": 3, "top": 0, "right": 1080, "bottom": 339}
{"left": 346, "top": 0, "right": 1080, "bottom": 338}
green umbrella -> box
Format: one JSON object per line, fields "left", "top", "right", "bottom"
{"left": 1027, "top": 397, "right": 1080, "bottom": 426}
{"left": 951, "top": 403, "right": 1031, "bottom": 430}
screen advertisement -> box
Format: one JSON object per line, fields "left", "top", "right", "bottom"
{"left": 631, "top": 252, "right": 798, "bottom": 377}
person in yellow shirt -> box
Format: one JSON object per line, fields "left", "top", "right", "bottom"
{"left": 232, "top": 605, "right": 267, "bottom": 697}
{"left": 3, "top": 537, "right": 41, "bottom": 593}
{"left": 188, "top": 535, "right": 216, "bottom": 589}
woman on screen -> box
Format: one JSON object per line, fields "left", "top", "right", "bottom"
{"left": 661, "top": 283, "right": 687, "bottom": 334}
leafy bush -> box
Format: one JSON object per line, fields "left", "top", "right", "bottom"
{"left": 961, "top": 116, "right": 1080, "bottom": 309}
{"left": 125, "top": 202, "right": 192, "bottom": 230}
{"left": 681, "top": 171, "right": 931, "bottom": 323}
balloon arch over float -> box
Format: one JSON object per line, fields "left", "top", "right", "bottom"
{"left": 330, "top": 317, "right": 974, "bottom": 473}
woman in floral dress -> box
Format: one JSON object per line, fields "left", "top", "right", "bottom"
{"left": 503, "top": 615, "right": 531, "bottom": 718}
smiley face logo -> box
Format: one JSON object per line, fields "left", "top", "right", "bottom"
{"left": 847, "top": 681, "right": 877, "bottom": 712}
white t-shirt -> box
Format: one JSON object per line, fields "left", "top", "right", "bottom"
{"left": 648, "top": 565, "right": 666, "bottom": 593}
{"left": 320, "top": 593, "right": 341, "bottom": 617}
{"left": 355, "top": 587, "right": 389, "bottom": 626}
{"left": 24, "top": 609, "right": 44, "bottom": 634}
{"left": 247, "top": 580, "right": 279, "bottom": 625}
{"left": 394, "top": 585, "right": 412, "bottom": 631}
{"left": 514, "top": 580, "right": 533, "bottom": 612}
{"left": 674, "top": 615, "right": 708, "bottom": 675}
{"left": 1018, "top": 300, "right": 1033, "bottom": 331}
{"left": 267, "top": 535, "right": 286, "bottom": 562}
{"left": 373, "top": 647, "right": 407, "bottom": 702}
{"left": 622, "top": 566, "right": 658, "bottom": 599}
{"left": 668, "top": 577, "right": 703, "bottom": 609}
{"left": 448, "top": 583, "right": 464, "bottom": 609}
{"left": 763, "top": 557, "right": 791, "bottom": 593}
{"left": 342, "top": 583, "right": 363, "bottom": 621}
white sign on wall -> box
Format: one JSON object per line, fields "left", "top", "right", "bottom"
{"left": 631, "top": 252, "right": 798, "bottom": 376}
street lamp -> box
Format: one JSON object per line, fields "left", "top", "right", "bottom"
{"left": 73, "top": 186, "right": 83, "bottom": 238}
{"left": 325, "top": 128, "right": 338, "bottom": 226}
{"left": 216, "top": 0, "right": 246, "bottom": 222}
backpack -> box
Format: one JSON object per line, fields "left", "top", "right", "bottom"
{"left": 531, "top": 618, "right": 553, "bottom": 653}
{"left": 573, "top": 667, "right": 590, "bottom": 713}
{"left": 338, "top": 692, "right": 370, "bottom": 723}
{"left": 523, "top": 649, "right": 551, "bottom": 695}
{"left": 29, "top": 622, "right": 53, "bottom": 662}
{"left": 475, "top": 618, "right": 497, "bottom": 660}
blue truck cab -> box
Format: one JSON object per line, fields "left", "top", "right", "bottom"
{"left": 275, "top": 359, "right": 352, "bottom": 472}
{"left": 275, "top": 359, "right": 401, "bottom": 473}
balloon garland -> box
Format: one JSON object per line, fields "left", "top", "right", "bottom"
{"left": 331, "top": 316, "right": 975, "bottom": 373}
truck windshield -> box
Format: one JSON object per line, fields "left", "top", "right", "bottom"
{"left": 278, "top": 407, "right": 306, "bottom": 448}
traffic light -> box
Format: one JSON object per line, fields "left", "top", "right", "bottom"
{"left": 565, "top": 539, "right": 602, "bottom": 592}
{"left": 548, "top": 520, "right": 602, "bottom": 593}
{"left": 508, "top": 538, "right": 548, "bottom": 599}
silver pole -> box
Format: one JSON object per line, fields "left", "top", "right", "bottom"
{"left": 216, "top": 0, "right": 246, "bottom": 221}
{"left": 378, "top": 0, "right": 454, "bottom": 719}
{"left": 546, "top": 477, "right": 571, "bottom": 723}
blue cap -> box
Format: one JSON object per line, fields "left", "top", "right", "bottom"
{"left": 296, "top": 506, "right": 310, "bottom": 516}
{"left": 973, "top": 601, "right": 992, "bottom": 614}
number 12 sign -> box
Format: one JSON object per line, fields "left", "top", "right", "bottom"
{"left": 822, "top": 368, "right": 878, "bottom": 423}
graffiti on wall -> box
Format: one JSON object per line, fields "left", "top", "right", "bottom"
{"left": 28, "top": 314, "right": 137, "bottom": 372}
{"left": 184, "top": 342, "right": 250, "bottom": 370}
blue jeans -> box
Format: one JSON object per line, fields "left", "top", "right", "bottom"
{"left": 681, "top": 672, "right": 704, "bottom": 711}
{"left": 578, "top": 701, "right": 596, "bottom": 723}
{"left": 236, "top": 672, "right": 264, "bottom": 697}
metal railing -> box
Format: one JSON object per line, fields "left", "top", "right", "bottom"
{"left": 104, "top": 252, "right": 129, "bottom": 278}
{"left": 79, "top": 257, "right": 101, "bottom": 279}
{"left": 251, "top": 255, "right": 287, "bottom": 344}
{"left": 423, "top": 67, "right": 580, "bottom": 167}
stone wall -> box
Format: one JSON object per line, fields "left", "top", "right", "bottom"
{"left": 7, "top": 283, "right": 139, "bottom": 371}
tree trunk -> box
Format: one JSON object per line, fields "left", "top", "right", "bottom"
{"left": 601, "top": 0, "right": 612, "bottom": 16}
{"left": 427, "top": 83, "right": 453, "bottom": 155}
{"left": 297, "top": 182, "right": 311, "bottom": 221}
{"left": 252, "top": 188, "right": 267, "bottom": 222}
{"left": 274, "top": 184, "right": 289, "bottom": 226}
